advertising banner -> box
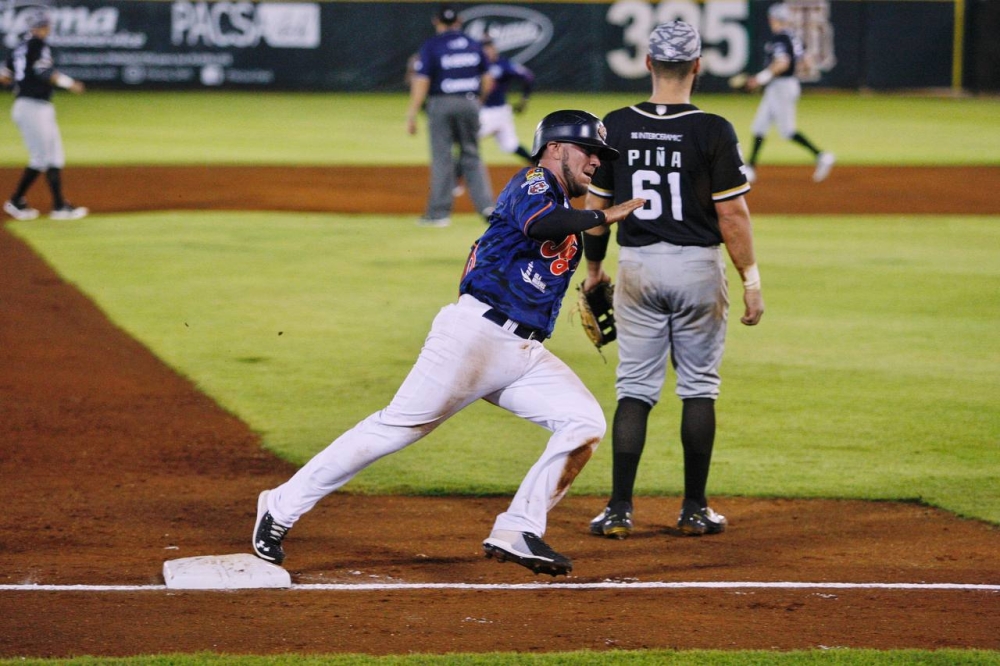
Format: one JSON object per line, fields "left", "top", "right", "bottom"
{"left": 0, "top": 0, "right": 962, "bottom": 92}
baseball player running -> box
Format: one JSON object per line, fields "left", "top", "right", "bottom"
{"left": 253, "top": 110, "right": 644, "bottom": 576}
{"left": 743, "top": 2, "right": 834, "bottom": 183}
{"left": 453, "top": 35, "right": 535, "bottom": 196}
{"left": 476, "top": 36, "right": 534, "bottom": 161}
{"left": 1, "top": 10, "right": 88, "bottom": 221}
{"left": 583, "top": 22, "right": 764, "bottom": 539}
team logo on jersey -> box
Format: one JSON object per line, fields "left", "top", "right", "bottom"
{"left": 540, "top": 235, "right": 577, "bottom": 276}
{"left": 528, "top": 181, "right": 549, "bottom": 195}
{"left": 524, "top": 167, "right": 545, "bottom": 182}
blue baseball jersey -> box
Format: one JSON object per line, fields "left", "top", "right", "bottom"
{"left": 459, "top": 166, "right": 581, "bottom": 337}
{"left": 414, "top": 30, "right": 488, "bottom": 96}
{"left": 483, "top": 57, "right": 534, "bottom": 108}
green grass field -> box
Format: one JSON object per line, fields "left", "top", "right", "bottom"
{"left": 0, "top": 91, "right": 998, "bottom": 166}
{"left": 10, "top": 211, "right": 999, "bottom": 524}
{"left": 5, "top": 91, "right": 999, "bottom": 665}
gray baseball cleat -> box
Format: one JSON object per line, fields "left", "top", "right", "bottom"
{"left": 483, "top": 529, "right": 572, "bottom": 576}
{"left": 813, "top": 152, "right": 835, "bottom": 183}
{"left": 252, "top": 490, "right": 290, "bottom": 564}
{"left": 4, "top": 198, "right": 39, "bottom": 220}
{"left": 49, "top": 203, "right": 88, "bottom": 221}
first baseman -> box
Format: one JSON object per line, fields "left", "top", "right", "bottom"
{"left": 252, "top": 110, "right": 644, "bottom": 577}
{"left": 744, "top": 3, "right": 834, "bottom": 183}
{"left": 1, "top": 10, "right": 88, "bottom": 221}
{"left": 583, "top": 21, "right": 764, "bottom": 540}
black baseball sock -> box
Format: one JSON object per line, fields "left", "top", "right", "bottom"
{"left": 681, "top": 398, "right": 716, "bottom": 507}
{"left": 515, "top": 146, "right": 532, "bottom": 162}
{"left": 791, "top": 132, "right": 821, "bottom": 156}
{"left": 749, "top": 136, "right": 765, "bottom": 166}
{"left": 11, "top": 167, "right": 41, "bottom": 202}
{"left": 609, "top": 397, "right": 652, "bottom": 507}
{"left": 45, "top": 168, "right": 66, "bottom": 209}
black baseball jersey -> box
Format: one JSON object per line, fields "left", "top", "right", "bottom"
{"left": 3, "top": 36, "right": 55, "bottom": 101}
{"left": 589, "top": 102, "right": 750, "bottom": 247}
{"left": 764, "top": 31, "right": 804, "bottom": 80}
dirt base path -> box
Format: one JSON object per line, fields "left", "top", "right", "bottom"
{"left": 1, "top": 166, "right": 998, "bottom": 658}
{"left": 6, "top": 164, "right": 998, "bottom": 215}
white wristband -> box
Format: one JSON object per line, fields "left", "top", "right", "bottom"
{"left": 54, "top": 73, "right": 75, "bottom": 89}
{"left": 742, "top": 264, "right": 761, "bottom": 291}
{"left": 755, "top": 69, "right": 773, "bottom": 86}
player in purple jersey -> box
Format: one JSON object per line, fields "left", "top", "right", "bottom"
{"left": 453, "top": 36, "right": 534, "bottom": 197}
{"left": 252, "top": 110, "right": 644, "bottom": 577}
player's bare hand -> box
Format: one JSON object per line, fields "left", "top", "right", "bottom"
{"left": 741, "top": 288, "right": 764, "bottom": 326}
{"left": 746, "top": 77, "right": 761, "bottom": 92}
{"left": 406, "top": 115, "right": 418, "bottom": 135}
{"left": 603, "top": 198, "right": 646, "bottom": 225}
{"left": 69, "top": 80, "right": 85, "bottom": 94}
{"left": 583, "top": 270, "right": 611, "bottom": 293}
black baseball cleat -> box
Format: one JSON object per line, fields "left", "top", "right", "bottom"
{"left": 483, "top": 530, "right": 572, "bottom": 576}
{"left": 677, "top": 499, "right": 728, "bottom": 536}
{"left": 252, "top": 490, "right": 290, "bottom": 564}
{"left": 589, "top": 501, "right": 633, "bottom": 539}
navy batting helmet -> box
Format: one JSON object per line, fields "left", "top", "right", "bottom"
{"left": 530, "top": 110, "right": 619, "bottom": 162}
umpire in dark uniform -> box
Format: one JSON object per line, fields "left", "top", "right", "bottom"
{"left": 406, "top": 4, "right": 494, "bottom": 227}
{"left": 583, "top": 21, "right": 765, "bottom": 540}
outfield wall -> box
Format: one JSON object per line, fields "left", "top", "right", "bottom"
{"left": 0, "top": 0, "right": 987, "bottom": 92}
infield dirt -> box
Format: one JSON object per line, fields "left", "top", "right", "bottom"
{"left": 1, "top": 165, "right": 998, "bottom": 658}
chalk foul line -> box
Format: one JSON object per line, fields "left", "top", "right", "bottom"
{"left": 1, "top": 581, "right": 998, "bottom": 592}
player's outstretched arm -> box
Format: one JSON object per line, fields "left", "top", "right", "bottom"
{"left": 717, "top": 196, "right": 764, "bottom": 326}
{"left": 603, "top": 197, "right": 645, "bottom": 225}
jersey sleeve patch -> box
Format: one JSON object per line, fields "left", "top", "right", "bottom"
{"left": 528, "top": 180, "right": 549, "bottom": 195}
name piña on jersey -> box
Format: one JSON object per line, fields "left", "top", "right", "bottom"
{"left": 589, "top": 102, "right": 750, "bottom": 248}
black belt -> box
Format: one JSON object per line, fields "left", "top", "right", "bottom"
{"left": 482, "top": 309, "right": 545, "bottom": 341}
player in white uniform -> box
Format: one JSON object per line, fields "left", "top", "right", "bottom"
{"left": 454, "top": 36, "right": 534, "bottom": 197}
{"left": 745, "top": 3, "right": 834, "bottom": 184}
{"left": 252, "top": 110, "right": 644, "bottom": 576}
{"left": 1, "top": 10, "right": 88, "bottom": 221}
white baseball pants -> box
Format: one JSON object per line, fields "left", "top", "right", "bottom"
{"left": 267, "top": 294, "right": 605, "bottom": 538}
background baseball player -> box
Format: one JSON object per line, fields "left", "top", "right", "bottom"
{"left": 583, "top": 21, "right": 764, "bottom": 539}
{"left": 406, "top": 4, "right": 494, "bottom": 227}
{"left": 252, "top": 110, "right": 644, "bottom": 576}
{"left": 453, "top": 34, "right": 535, "bottom": 197}
{"left": 743, "top": 2, "right": 834, "bottom": 183}
{"left": 1, "top": 10, "right": 88, "bottom": 221}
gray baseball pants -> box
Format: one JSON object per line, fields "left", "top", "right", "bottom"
{"left": 12, "top": 97, "right": 65, "bottom": 170}
{"left": 614, "top": 243, "right": 729, "bottom": 404}
{"left": 425, "top": 94, "right": 494, "bottom": 219}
